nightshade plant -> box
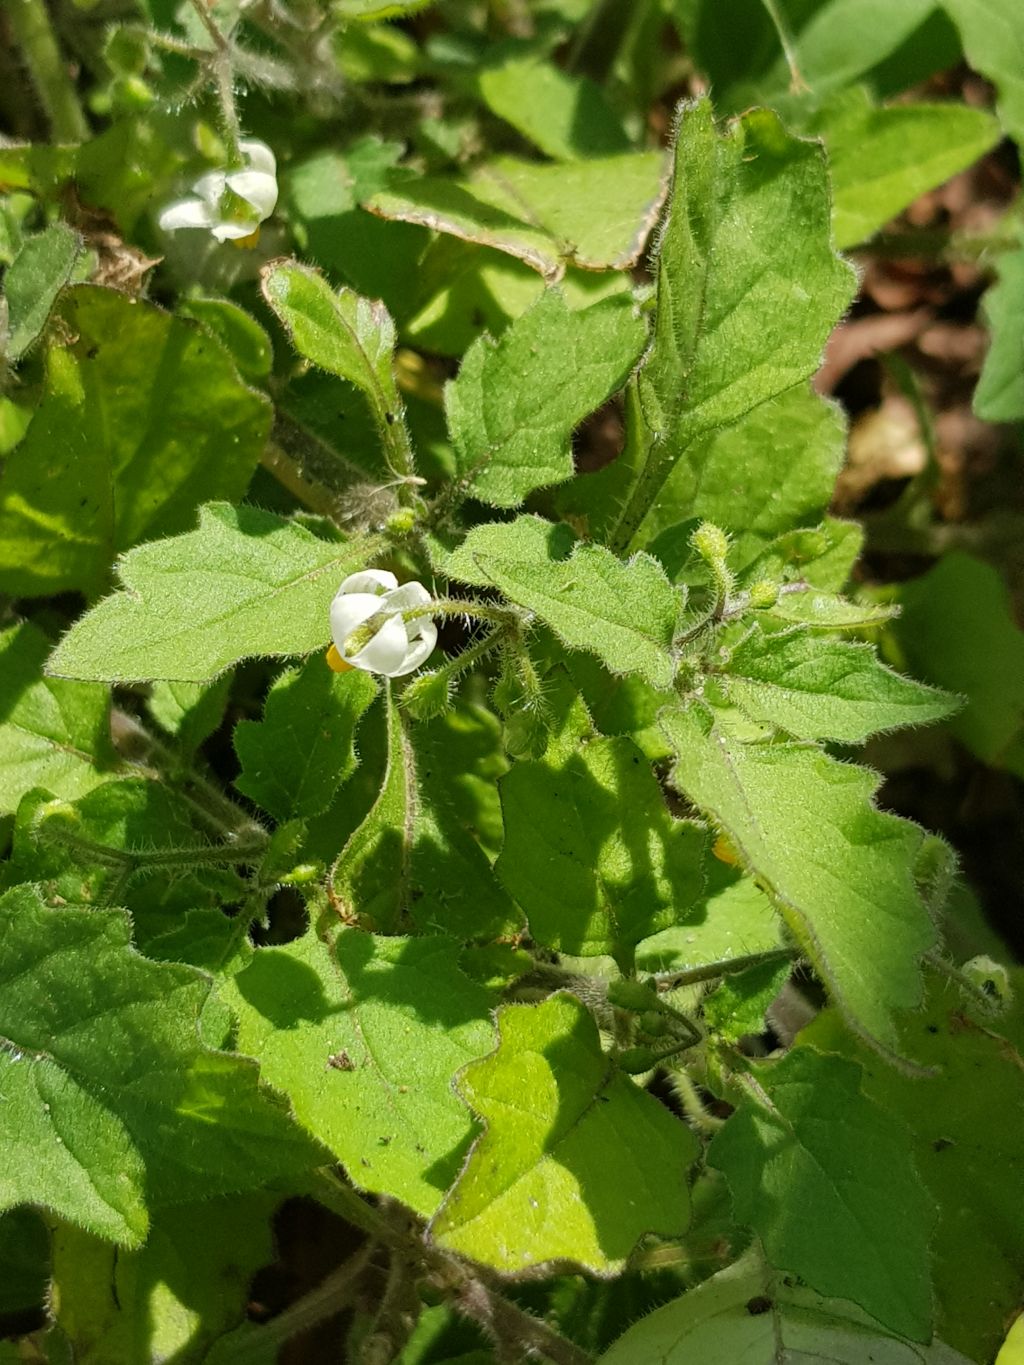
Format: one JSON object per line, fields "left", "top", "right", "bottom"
{"left": 1, "top": 1, "right": 1023, "bottom": 1362}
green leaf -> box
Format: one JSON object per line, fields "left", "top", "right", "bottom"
{"left": 335, "top": 0, "right": 436, "bottom": 17}
{"left": 50, "top": 1193, "right": 279, "bottom": 1365}
{"left": 477, "top": 57, "right": 632, "bottom": 160}
{"left": 622, "top": 98, "right": 854, "bottom": 540}
{"left": 178, "top": 298, "right": 273, "bottom": 381}
{"left": 709, "top": 1049, "right": 935, "bottom": 1339}
{"left": 598, "top": 1257, "right": 972, "bottom": 1365}
{"left": 717, "top": 626, "right": 957, "bottom": 742}
{"left": 941, "top": 0, "right": 1024, "bottom": 143}
{"left": 234, "top": 657, "right": 377, "bottom": 821}
{"left": 0, "top": 621, "right": 114, "bottom": 815}
{"left": 226, "top": 926, "right": 495, "bottom": 1218}
{"left": 446, "top": 289, "right": 646, "bottom": 507}
{"left": 431, "top": 994, "right": 699, "bottom": 1272}
{"left": 764, "top": 588, "right": 897, "bottom": 630}
{"left": 634, "top": 385, "right": 847, "bottom": 556}
{"left": 896, "top": 551, "right": 1024, "bottom": 776}
{"left": 636, "top": 860, "right": 783, "bottom": 974}
{"left": 807, "top": 89, "right": 1001, "bottom": 248}
{"left": 0, "top": 287, "right": 271, "bottom": 599}
{"left": 975, "top": 247, "right": 1024, "bottom": 422}
{"left": 702, "top": 959, "right": 790, "bottom": 1042}
{"left": 496, "top": 735, "right": 705, "bottom": 957}
{"left": 444, "top": 516, "right": 681, "bottom": 688}
{"left": 3, "top": 221, "right": 81, "bottom": 362}
{"left": 47, "top": 503, "right": 382, "bottom": 684}
{"left": 802, "top": 973, "right": 1024, "bottom": 1363}
{"left": 148, "top": 676, "right": 232, "bottom": 756}
{"left": 331, "top": 688, "right": 520, "bottom": 938}
{"left": 660, "top": 705, "right": 939, "bottom": 1055}
{"left": 0, "top": 885, "right": 320, "bottom": 1246}
{"left": 366, "top": 151, "right": 667, "bottom": 280}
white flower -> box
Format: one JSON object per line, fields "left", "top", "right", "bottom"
{"left": 158, "top": 138, "right": 278, "bottom": 242}
{"left": 328, "top": 570, "right": 437, "bottom": 678}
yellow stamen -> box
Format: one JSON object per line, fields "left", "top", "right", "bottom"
{"left": 230, "top": 228, "right": 262, "bottom": 250}
{"left": 326, "top": 644, "right": 355, "bottom": 673}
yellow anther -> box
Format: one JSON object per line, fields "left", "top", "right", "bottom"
{"left": 712, "top": 833, "right": 742, "bottom": 868}
{"left": 230, "top": 228, "right": 262, "bottom": 250}
{"left": 326, "top": 644, "right": 354, "bottom": 673}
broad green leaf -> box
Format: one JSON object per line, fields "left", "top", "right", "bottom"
{"left": 367, "top": 151, "right": 667, "bottom": 280}
{"left": 330, "top": 684, "right": 414, "bottom": 931}
{"left": 50, "top": 1193, "right": 279, "bottom": 1365}
{"left": 336, "top": 0, "right": 436, "bottom": 17}
{"left": 976, "top": 247, "right": 1024, "bottom": 422}
{"left": 148, "top": 675, "right": 232, "bottom": 756}
{"left": 227, "top": 926, "right": 495, "bottom": 1218}
{"left": 661, "top": 705, "right": 938, "bottom": 1054}
{"left": 496, "top": 735, "right": 705, "bottom": 957}
{"left": 709, "top": 1049, "right": 934, "bottom": 1339}
{"left": 633, "top": 386, "right": 847, "bottom": 556}
{"left": 803, "top": 973, "right": 1024, "bottom": 1362}
{"left": 178, "top": 298, "right": 273, "bottom": 381}
{"left": 261, "top": 258, "right": 400, "bottom": 417}
{"left": 671, "top": 0, "right": 940, "bottom": 113}
{"left": 0, "top": 886, "right": 320, "bottom": 1246}
{"left": 1, "top": 780, "right": 247, "bottom": 953}
{"left": 446, "top": 289, "right": 646, "bottom": 507}
{"left": 48, "top": 503, "right": 382, "bottom": 684}
{"left": 3, "top": 221, "right": 81, "bottom": 362}
{"left": 997, "top": 1317, "right": 1024, "bottom": 1365}
{"left": 0, "top": 288, "right": 271, "bottom": 599}
{"left": 941, "top": 0, "right": 1024, "bottom": 143}
{"left": 234, "top": 657, "right": 377, "bottom": 821}
{"left": 331, "top": 688, "right": 520, "bottom": 938}
{"left": 702, "top": 959, "right": 790, "bottom": 1042}
{"left": 444, "top": 516, "right": 681, "bottom": 688}
{"left": 637, "top": 861, "right": 783, "bottom": 974}
{"left": 896, "top": 551, "right": 1024, "bottom": 775}
{"left": 431, "top": 994, "right": 699, "bottom": 1272}
{"left": 0, "top": 621, "right": 114, "bottom": 815}
{"left": 477, "top": 57, "right": 632, "bottom": 160}
{"left": 717, "top": 627, "right": 957, "bottom": 742}
{"left": 764, "top": 588, "right": 897, "bottom": 630}
{"left": 599, "top": 1256, "right": 972, "bottom": 1365}
{"left": 806, "top": 90, "right": 1001, "bottom": 248}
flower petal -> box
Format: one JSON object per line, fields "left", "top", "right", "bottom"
{"left": 386, "top": 581, "right": 432, "bottom": 615}
{"left": 191, "top": 171, "right": 227, "bottom": 204}
{"left": 339, "top": 569, "right": 398, "bottom": 596}
{"left": 225, "top": 169, "right": 278, "bottom": 220}
{"left": 210, "top": 220, "right": 262, "bottom": 241}
{"left": 330, "top": 591, "right": 388, "bottom": 653}
{"left": 239, "top": 139, "right": 277, "bottom": 176}
{"left": 158, "top": 197, "right": 217, "bottom": 231}
{"left": 350, "top": 615, "right": 410, "bottom": 676}
{"left": 390, "top": 621, "right": 437, "bottom": 676}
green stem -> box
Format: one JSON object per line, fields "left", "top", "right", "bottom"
{"left": 40, "top": 824, "right": 268, "bottom": 872}
{"left": 759, "top": 0, "right": 807, "bottom": 92}
{"left": 7, "top": 0, "right": 88, "bottom": 141}
{"left": 187, "top": 0, "right": 242, "bottom": 163}
{"left": 653, "top": 947, "right": 798, "bottom": 991}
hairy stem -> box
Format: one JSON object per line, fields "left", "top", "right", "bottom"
{"left": 7, "top": 0, "right": 88, "bottom": 141}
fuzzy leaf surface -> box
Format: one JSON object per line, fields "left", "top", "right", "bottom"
{"left": 367, "top": 152, "right": 667, "bottom": 279}
{"left": 431, "top": 995, "right": 698, "bottom": 1272}
{"left": 660, "top": 705, "right": 938, "bottom": 1054}
{"left": 803, "top": 975, "right": 1024, "bottom": 1363}
{"left": 636, "top": 98, "right": 855, "bottom": 490}
{"left": 718, "top": 627, "right": 957, "bottom": 742}
{"left": 234, "top": 657, "right": 377, "bottom": 821}
{"left": 477, "top": 57, "right": 632, "bottom": 160}
{"left": 444, "top": 516, "right": 680, "bottom": 687}
{"left": 227, "top": 927, "right": 495, "bottom": 1218}
{"left": 446, "top": 290, "right": 645, "bottom": 506}
{"left": 48, "top": 503, "right": 380, "bottom": 684}
{"left": 0, "top": 886, "right": 320, "bottom": 1246}
{"left": 599, "top": 1258, "right": 971, "bottom": 1365}
{"left": 496, "top": 735, "right": 705, "bottom": 956}
{"left": 709, "top": 1049, "right": 935, "bottom": 1340}
{"left": 0, "top": 288, "right": 271, "bottom": 598}
{"left": 0, "top": 621, "right": 114, "bottom": 814}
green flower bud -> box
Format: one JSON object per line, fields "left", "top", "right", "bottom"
{"left": 617, "top": 1046, "right": 659, "bottom": 1075}
{"left": 690, "top": 521, "right": 731, "bottom": 566}
{"left": 748, "top": 578, "right": 780, "bottom": 609}
{"left": 402, "top": 669, "right": 453, "bottom": 720}
{"left": 607, "top": 979, "right": 659, "bottom": 1012}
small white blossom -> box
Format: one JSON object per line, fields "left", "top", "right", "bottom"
{"left": 158, "top": 138, "right": 278, "bottom": 242}
{"left": 329, "top": 570, "right": 437, "bottom": 678}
